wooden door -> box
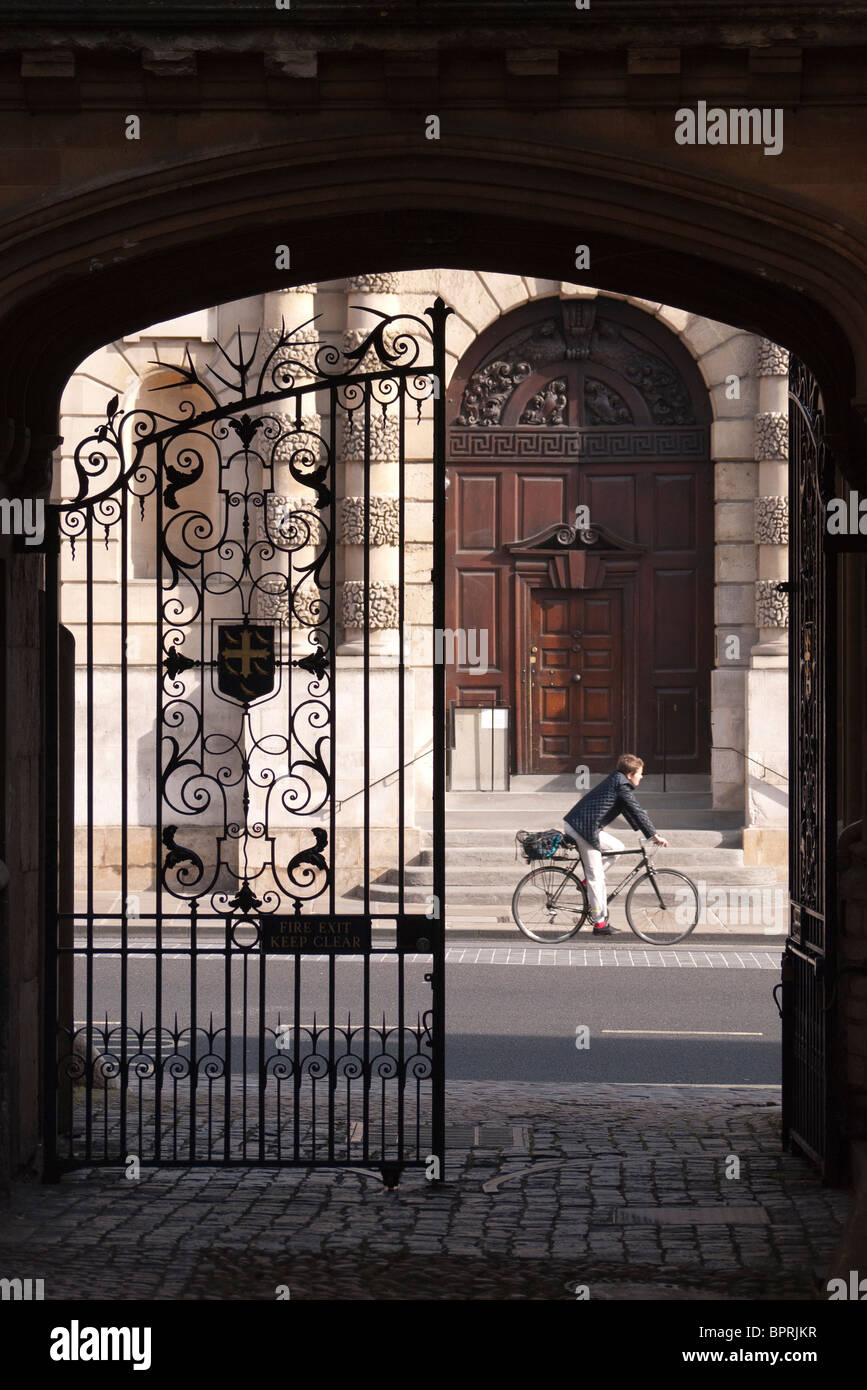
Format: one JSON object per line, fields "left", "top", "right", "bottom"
{"left": 446, "top": 296, "right": 713, "bottom": 775}
{"left": 530, "top": 589, "right": 622, "bottom": 773}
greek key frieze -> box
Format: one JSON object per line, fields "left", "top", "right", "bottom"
{"left": 448, "top": 427, "right": 707, "bottom": 460}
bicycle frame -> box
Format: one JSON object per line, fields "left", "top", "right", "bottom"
{"left": 544, "top": 841, "right": 661, "bottom": 908}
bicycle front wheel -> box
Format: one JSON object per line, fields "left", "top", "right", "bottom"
{"left": 512, "top": 865, "right": 589, "bottom": 943}
{"left": 625, "top": 868, "right": 700, "bottom": 945}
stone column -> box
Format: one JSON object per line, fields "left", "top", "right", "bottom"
{"left": 753, "top": 338, "right": 791, "bottom": 659}
{"left": 743, "top": 338, "right": 790, "bottom": 866}
{"left": 339, "top": 272, "right": 401, "bottom": 656}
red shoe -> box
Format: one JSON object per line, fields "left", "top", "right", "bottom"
{"left": 592, "top": 921, "right": 614, "bottom": 936}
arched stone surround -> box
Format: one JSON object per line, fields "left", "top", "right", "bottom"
{"left": 3, "top": 136, "right": 867, "bottom": 1183}
{"left": 2, "top": 138, "right": 866, "bottom": 506}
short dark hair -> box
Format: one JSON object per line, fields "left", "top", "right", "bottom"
{"left": 617, "top": 753, "right": 644, "bottom": 776}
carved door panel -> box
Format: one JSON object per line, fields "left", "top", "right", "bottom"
{"left": 530, "top": 590, "right": 622, "bottom": 773}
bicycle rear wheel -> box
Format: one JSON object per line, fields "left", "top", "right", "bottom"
{"left": 625, "top": 868, "right": 700, "bottom": 945}
{"left": 512, "top": 865, "right": 589, "bottom": 943}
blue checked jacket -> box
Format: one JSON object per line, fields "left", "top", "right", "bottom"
{"left": 563, "top": 770, "right": 656, "bottom": 851}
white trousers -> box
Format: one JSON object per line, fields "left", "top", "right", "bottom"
{"left": 563, "top": 823, "right": 624, "bottom": 922}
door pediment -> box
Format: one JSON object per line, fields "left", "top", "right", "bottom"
{"left": 505, "top": 521, "right": 643, "bottom": 588}
{"left": 504, "top": 519, "right": 645, "bottom": 554}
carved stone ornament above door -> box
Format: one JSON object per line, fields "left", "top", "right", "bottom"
{"left": 504, "top": 520, "right": 645, "bottom": 554}
{"left": 504, "top": 520, "right": 645, "bottom": 589}
{"left": 454, "top": 297, "right": 696, "bottom": 429}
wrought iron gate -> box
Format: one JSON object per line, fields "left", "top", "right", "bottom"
{"left": 44, "top": 298, "right": 451, "bottom": 1180}
{"left": 782, "top": 356, "right": 839, "bottom": 1178}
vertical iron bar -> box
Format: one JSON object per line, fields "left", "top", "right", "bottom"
{"left": 223, "top": 924, "right": 232, "bottom": 1163}
{"left": 42, "top": 511, "right": 60, "bottom": 1177}
{"left": 241, "top": 950, "right": 249, "bottom": 1159}
{"left": 429, "top": 298, "right": 451, "bottom": 1172}
{"left": 154, "top": 442, "right": 164, "bottom": 1160}
{"left": 120, "top": 480, "right": 129, "bottom": 1162}
{"left": 189, "top": 899, "right": 197, "bottom": 1161}
{"left": 362, "top": 381, "right": 371, "bottom": 1161}
{"left": 84, "top": 509, "right": 94, "bottom": 1161}
{"left": 58, "top": 621, "right": 75, "bottom": 1165}
{"left": 258, "top": 934, "right": 266, "bottom": 1162}
{"left": 397, "top": 377, "right": 406, "bottom": 1160}
{"left": 293, "top": 956, "right": 301, "bottom": 1161}
{"left": 328, "top": 953, "right": 335, "bottom": 1161}
{"left": 329, "top": 386, "right": 337, "bottom": 917}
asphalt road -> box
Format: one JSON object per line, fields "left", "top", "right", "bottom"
{"left": 72, "top": 943, "right": 780, "bottom": 1085}
{"left": 443, "top": 957, "right": 779, "bottom": 1083}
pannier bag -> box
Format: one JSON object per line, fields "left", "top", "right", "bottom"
{"left": 516, "top": 828, "right": 577, "bottom": 863}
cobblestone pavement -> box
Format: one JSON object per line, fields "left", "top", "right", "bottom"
{"left": 0, "top": 1083, "right": 848, "bottom": 1300}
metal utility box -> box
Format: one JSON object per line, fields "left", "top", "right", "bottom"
{"left": 449, "top": 706, "right": 510, "bottom": 791}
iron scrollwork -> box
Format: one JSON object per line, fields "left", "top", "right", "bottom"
{"left": 53, "top": 304, "right": 443, "bottom": 920}
{"left": 50, "top": 297, "right": 450, "bottom": 1174}
{"left": 784, "top": 354, "right": 837, "bottom": 1175}
{"left": 788, "top": 357, "right": 830, "bottom": 934}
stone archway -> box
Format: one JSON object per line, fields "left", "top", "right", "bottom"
{"left": 2, "top": 138, "right": 867, "bottom": 501}
{"left": 2, "top": 140, "right": 867, "bottom": 1184}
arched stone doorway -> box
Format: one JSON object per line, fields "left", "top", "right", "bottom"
{"left": 445, "top": 295, "right": 713, "bottom": 775}
{"left": 1, "top": 146, "right": 865, "bottom": 1187}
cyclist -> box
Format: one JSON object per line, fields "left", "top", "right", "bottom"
{"left": 562, "top": 753, "right": 668, "bottom": 936}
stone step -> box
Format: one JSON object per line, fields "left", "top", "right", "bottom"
{"left": 507, "top": 774, "right": 710, "bottom": 793}
{"left": 437, "top": 827, "right": 742, "bottom": 849}
{"left": 421, "top": 810, "right": 744, "bottom": 830}
{"left": 389, "top": 862, "right": 745, "bottom": 887}
{"left": 359, "top": 869, "right": 787, "bottom": 905}
{"left": 445, "top": 792, "right": 715, "bottom": 811}
{"left": 416, "top": 839, "right": 739, "bottom": 861}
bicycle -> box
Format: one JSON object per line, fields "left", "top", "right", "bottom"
{"left": 511, "top": 835, "right": 701, "bottom": 945}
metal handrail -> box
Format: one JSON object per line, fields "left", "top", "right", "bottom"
{"left": 335, "top": 740, "right": 787, "bottom": 809}
{"left": 715, "top": 746, "right": 789, "bottom": 783}
{"left": 334, "top": 745, "right": 433, "bottom": 811}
